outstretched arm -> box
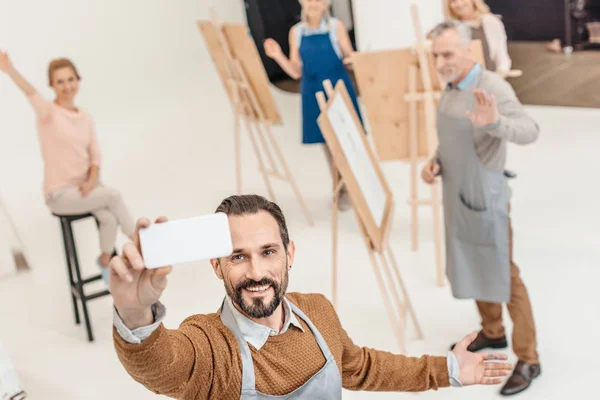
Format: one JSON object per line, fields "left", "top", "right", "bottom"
{"left": 316, "top": 295, "right": 511, "bottom": 392}
{"left": 341, "top": 328, "right": 451, "bottom": 392}
{"left": 264, "top": 27, "right": 302, "bottom": 80}
{"left": 336, "top": 19, "right": 355, "bottom": 59}
{"left": 0, "top": 50, "right": 51, "bottom": 120}
{"left": 0, "top": 50, "right": 36, "bottom": 96}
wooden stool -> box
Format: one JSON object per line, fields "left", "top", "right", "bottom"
{"left": 53, "top": 213, "right": 113, "bottom": 342}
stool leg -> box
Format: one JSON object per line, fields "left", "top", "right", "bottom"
{"left": 60, "top": 218, "right": 80, "bottom": 325}
{"left": 65, "top": 222, "right": 94, "bottom": 342}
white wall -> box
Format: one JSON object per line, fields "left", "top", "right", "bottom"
{"left": 0, "top": 0, "right": 248, "bottom": 272}
{"left": 0, "top": 0, "right": 444, "bottom": 275}
{"left": 352, "top": 0, "right": 444, "bottom": 51}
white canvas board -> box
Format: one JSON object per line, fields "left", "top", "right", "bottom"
{"left": 326, "top": 94, "right": 386, "bottom": 227}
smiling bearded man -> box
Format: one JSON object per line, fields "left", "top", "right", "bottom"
{"left": 110, "top": 194, "right": 512, "bottom": 399}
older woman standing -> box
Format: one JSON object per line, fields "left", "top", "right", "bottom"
{"left": 0, "top": 50, "right": 135, "bottom": 286}
{"left": 444, "top": 0, "right": 512, "bottom": 74}
{"left": 263, "top": 0, "right": 362, "bottom": 210}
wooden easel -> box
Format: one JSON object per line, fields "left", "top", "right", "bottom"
{"left": 316, "top": 79, "right": 423, "bottom": 354}
{"left": 406, "top": 4, "right": 446, "bottom": 287}
{"left": 349, "top": 45, "right": 448, "bottom": 287}
{"left": 0, "top": 193, "right": 29, "bottom": 276}
{"left": 198, "top": 12, "right": 313, "bottom": 226}
{"left": 0, "top": 339, "right": 27, "bottom": 399}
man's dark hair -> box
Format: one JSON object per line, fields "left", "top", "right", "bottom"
{"left": 215, "top": 195, "right": 290, "bottom": 250}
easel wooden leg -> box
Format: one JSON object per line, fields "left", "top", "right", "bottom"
{"left": 0, "top": 194, "right": 29, "bottom": 271}
{"left": 331, "top": 175, "right": 340, "bottom": 308}
{"left": 366, "top": 244, "right": 407, "bottom": 354}
{"left": 385, "top": 243, "right": 424, "bottom": 339}
{"left": 409, "top": 3, "right": 447, "bottom": 287}
{"left": 234, "top": 112, "right": 242, "bottom": 194}
{"left": 253, "top": 121, "right": 279, "bottom": 180}
{"left": 261, "top": 123, "right": 314, "bottom": 227}
{"left": 243, "top": 117, "right": 277, "bottom": 201}
{"left": 408, "top": 65, "right": 419, "bottom": 252}
{"left": 351, "top": 210, "right": 406, "bottom": 353}
{"left": 377, "top": 250, "right": 408, "bottom": 347}
{"left": 432, "top": 183, "right": 444, "bottom": 287}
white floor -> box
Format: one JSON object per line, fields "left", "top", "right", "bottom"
{"left": 0, "top": 3, "right": 599, "bottom": 397}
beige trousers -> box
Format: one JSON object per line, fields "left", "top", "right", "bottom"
{"left": 46, "top": 184, "right": 135, "bottom": 253}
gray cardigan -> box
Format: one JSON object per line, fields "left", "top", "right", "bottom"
{"left": 435, "top": 67, "right": 540, "bottom": 173}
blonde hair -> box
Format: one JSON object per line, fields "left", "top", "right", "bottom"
{"left": 443, "top": 0, "right": 490, "bottom": 20}
{"left": 48, "top": 58, "right": 81, "bottom": 86}
{"left": 299, "top": 0, "right": 332, "bottom": 30}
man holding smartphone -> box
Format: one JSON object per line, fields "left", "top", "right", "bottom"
{"left": 422, "top": 21, "right": 541, "bottom": 396}
{"left": 110, "top": 194, "right": 511, "bottom": 399}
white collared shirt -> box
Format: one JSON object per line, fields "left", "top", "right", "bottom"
{"left": 225, "top": 296, "right": 305, "bottom": 350}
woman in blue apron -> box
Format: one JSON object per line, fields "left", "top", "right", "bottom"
{"left": 264, "top": 0, "right": 363, "bottom": 210}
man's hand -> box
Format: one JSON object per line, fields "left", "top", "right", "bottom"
{"left": 466, "top": 89, "right": 500, "bottom": 128}
{"left": 110, "top": 217, "right": 172, "bottom": 330}
{"left": 452, "top": 331, "right": 512, "bottom": 386}
{"left": 421, "top": 160, "right": 441, "bottom": 184}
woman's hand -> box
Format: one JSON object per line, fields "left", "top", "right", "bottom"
{"left": 0, "top": 50, "right": 15, "bottom": 74}
{"left": 0, "top": 49, "right": 37, "bottom": 96}
{"left": 79, "top": 178, "right": 97, "bottom": 198}
{"left": 264, "top": 38, "right": 283, "bottom": 60}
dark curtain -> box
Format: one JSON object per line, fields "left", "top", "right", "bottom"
{"left": 244, "top": 0, "right": 302, "bottom": 83}
{"left": 485, "top": 0, "right": 567, "bottom": 42}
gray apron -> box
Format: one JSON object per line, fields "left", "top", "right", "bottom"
{"left": 220, "top": 298, "right": 342, "bottom": 399}
{"left": 437, "top": 100, "right": 510, "bottom": 303}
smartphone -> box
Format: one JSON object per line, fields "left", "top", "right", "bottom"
{"left": 139, "top": 212, "right": 233, "bottom": 269}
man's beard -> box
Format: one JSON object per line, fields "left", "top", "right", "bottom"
{"left": 226, "top": 270, "right": 289, "bottom": 319}
{"left": 439, "top": 68, "right": 460, "bottom": 84}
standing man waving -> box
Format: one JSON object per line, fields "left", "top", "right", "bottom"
{"left": 423, "top": 21, "right": 541, "bottom": 396}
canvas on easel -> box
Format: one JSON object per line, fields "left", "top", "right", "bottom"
{"left": 316, "top": 79, "right": 423, "bottom": 354}
{"left": 198, "top": 12, "right": 313, "bottom": 226}
{"left": 0, "top": 193, "right": 29, "bottom": 277}
{"left": 0, "top": 340, "right": 27, "bottom": 399}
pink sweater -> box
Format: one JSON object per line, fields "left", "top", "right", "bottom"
{"left": 27, "top": 92, "right": 101, "bottom": 198}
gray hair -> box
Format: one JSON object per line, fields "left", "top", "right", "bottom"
{"left": 429, "top": 20, "right": 472, "bottom": 47}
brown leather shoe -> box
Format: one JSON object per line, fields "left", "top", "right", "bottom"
{"left": 500, "top": 361, "right": 541, "bottom": 396}
{"left": 450, "top": 331, "right": 508, "bottom": 352}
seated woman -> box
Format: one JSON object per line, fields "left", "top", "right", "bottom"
{"left": 0, "top": 51, "right": 135, "bottom": 286}
{"left": 263, "top": 0, "right": 362, "bottom": 211}
{"left": 443, "top": 0, "right": 512, "bottom": 74}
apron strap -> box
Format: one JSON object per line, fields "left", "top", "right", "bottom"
{"left": 219, "top": 299, "right": 257, "bottom": 393}
{"left": 219, "top": 297, "right": 337, "bottom": 395}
